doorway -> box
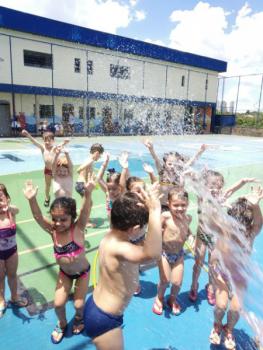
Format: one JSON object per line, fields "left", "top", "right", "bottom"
{"left": 0, "top": 101, "right": 11, "bottom": 136}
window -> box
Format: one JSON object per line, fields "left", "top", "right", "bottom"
{"left": 205, "top": 78, "right": 208, "bottom": 90}
{"left": 39, "top": 105, "right": 54, "bottom": 119}
{"left": 87, "top": 60, "right": 93, "bottom": 75}
{"left": 24, "top": 50, "right": 52, "bottom": 69}
{"left": 74, "top": 58, "right": 81, "bottom": 73}
{"left": 181, "top": 75, "right": 185, "bottom": 87}
{"left": 89, "top": 107, "right": 96, "bottom": 119}
{"left": 79, "top": 107, "right": 84, "bottom": 119}
{"left": 110, "top": 64, "right": 130, "bottom": 79}
{"left": 62, "top": 104, "right": 74, "bottom": 122}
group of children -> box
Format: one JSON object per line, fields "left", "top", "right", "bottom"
{"left": 0, "top": 130, "right": 262, "bottom": 350}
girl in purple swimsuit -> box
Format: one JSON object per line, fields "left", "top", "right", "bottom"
{"left": 23, "top": 175, "right": 96, "bottom": 344}
{"left": 0, "top": 184, "right": 28, "bottom": 318}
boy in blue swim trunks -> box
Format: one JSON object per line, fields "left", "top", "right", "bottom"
{"left": 153, "top": 188, "right": 193, "bottom": 316}
{"left": 84, "top": 183, "right": 161, "bottom": 350}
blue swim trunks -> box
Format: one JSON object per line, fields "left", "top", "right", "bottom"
{"left": 84, "top": 295, "right": 123, "bottom": 338}
{"left": 162, "top": 249, "right": 184, "bottom": 264}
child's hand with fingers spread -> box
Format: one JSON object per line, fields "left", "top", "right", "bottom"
{"left": 85, "top": 173, "right": 97, "bottom": 194}
{"left": 138, "top": 182, "right": 161, "bottom": 211}
{"left": 246, "top": 186, "right": 263, "bottom": 206}
{"left": 143, "top": 139, "right": 153, "bottom": 150}
{"left": 118, "top": 151, "right": 129, "bottom": 169}
{"left": 23, "top": 180, "right": 38, "bottom": 200}
{"left": 143, "top": 163, "right": 154, "bottom": 174}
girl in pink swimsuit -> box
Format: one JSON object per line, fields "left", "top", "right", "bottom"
{"left": 23, "top": 175, "right": 96, "bottom": 344}
{"left": 0, "top": 184, "right": 28, "bottom": 318}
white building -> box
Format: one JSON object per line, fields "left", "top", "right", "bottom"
{"left": 0, "top": 6, "right": 227, "bottom": 136}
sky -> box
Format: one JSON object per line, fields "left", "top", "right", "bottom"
{"left": 0, "top": 0, "right": 263, "bottom": 110}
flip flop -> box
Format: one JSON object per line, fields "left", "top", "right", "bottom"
{"left": 167, "top": 298, "right": 181, "bottom": 315}
{"left": 51, "top": 324, "right": 67, "bottom": 344}
{"left": 152, "top": 298, "right": 163, "bottom": 315}
{"left": 44, "top": 198, "right": 50, "bottom": 207}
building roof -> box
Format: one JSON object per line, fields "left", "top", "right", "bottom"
{"left": 0, "top": 6, "right": 227, "bottom": 72}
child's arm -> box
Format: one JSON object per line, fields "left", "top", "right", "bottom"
{"left": 52, "top": 146, "right": 61, "bottom": 177}
{"left": 184, "top": 144, "right": 207, "bottom": 168}
{"left": 245, "top": 186, "right": 263, "bottom": 236}
{"left": 143, "top": 163, "right": 158, "bottom": 184}
{"left": 97, "top": 154, "right": 110, "bottom": 193}
{"left": 223, "top": 178, "right": 260, "bottom": 200}
{"left": 77, "top": 157, "right": 94, "bottom": 174}
{"left": 21, "top": 129, "right": 44, "bottom": 151}
{"left": 64, "top": 148, "right": 73, "bottom": 176}
{"left": 143, "top": 139, "right": 162, "bottom": 173}
{"left": 118, "top": 152, "right": 129, "bottom": 191}
{"left": 23, "top": 180, "right": 52, "bottom": 233}
{"left": 9, "top": 205, "right": 19, "bottom": 216}
{"left": 76, "top": 174, "right": 96, "bottom": 231}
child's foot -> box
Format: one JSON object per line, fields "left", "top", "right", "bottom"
{"left": 152, "top": 297, "right": 163, "bottom": 315}
{"left": 51, "top": 323, "right": 67, "bottom": 344}
{"left": 223, "top": 326, "right": 236, "bottom": 349}
{"left": 209, "top": 323, "right": 222, "bottom": 345}
{"left": 86, "top": 222, "right": 96, "bottom": 228}
{"left": 44, "top": 197, "right": 50, "bottom": 207}
{"left": 72, "top": 316, "right": 84, "bottom": 335}
{"left": 0, "top": 301, "right": 7, "bottom": 318}
{"left": 167, "top": 298, "right": 181, "bottom": 315}
{"left": 133, "top": 284, "right": 141, "bottom": 296}
{"left": 9, "top": 297, "right": 28, "bottom": 308}
{"left": 189, "top": 284, "right": 198, "bottom": 302}
{"left": 206, "top": 284, "right": 216, "bottom": 305}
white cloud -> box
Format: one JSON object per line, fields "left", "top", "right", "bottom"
{"left": 134, "top": 9, "right": 146, "bottom": 21}
{"left": 0, "top": 0, "right": 145, "bottom": 34}
{"left": 144, "top": 38, "right": 165, "bottom": 47}
{"left": 168, "top": 1, "right": 263, "bottom": 76}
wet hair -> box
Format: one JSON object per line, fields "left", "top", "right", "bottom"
{"left": 111, "top": 192, "right": 149, "bottom": 231}
{"left": 43, "top": 131, "right": 55, "bottom": 140}
{"left": 90, "top": 143, "right": 104, "bottom": 154}
{"left": 57, "top": 156, "right": 68, "bottom": 168}
{"left": 126, "top": 176, "right": 145, "bottom": 191}
{"left": 106, "top": 168, "right": 121, "bottom": 184}
{"left": 202, "top": 169, "right": 225, "bottom": 186}
{"left": 227, "top": 197, "right": 254, "bottom": 233}
{"left": 163, "top": 151, "right": 189, "bottom": 164}
{"left": 50, "top": 197, "right": 77, "bottom": 223}
{"left": 0, "top": 184, "right": 10, "bottom": 200}
{"left": 168, "top": 188, "right": 188, "bottom": 201}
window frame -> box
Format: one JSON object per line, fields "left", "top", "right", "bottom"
{"left": 24, "top": 50, "right": 53, "bottom": 69}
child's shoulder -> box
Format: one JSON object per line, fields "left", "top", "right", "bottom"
{"left": 161, "top": 211, "right": 172, "bottom": 220}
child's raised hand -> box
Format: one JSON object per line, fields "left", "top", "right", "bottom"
{"left": 103, "top": 152, "right": 110, "bottom": 163}
{"left": 138, "top": 182, "right": 161, "bottom": 211}
{"left": 143, "top": 139, "right": 153, "bottom": 150}
{"left": 23, "top": 180, "right": 38, "bottom": 199}
{"left": 55, "top": 145, "right": 63, "bottom": 154}
{"left": 246, "top": 186, "right": 263, "bottom": 206}
{"left": 242, "top": 177, "right": 260, "bottom": 185}
{"left": 84, "top": 173, "right": 97, "bottom": 194}
{"left": 118, "top": 151, "right": 129, "bottom": 169}
{"left": 21, "top": 129, "right": 29, "bottom": 137}
{"left": 143, "top": 163, "right": 154, "bottom": 174}
{"left": 200, "top": 144, "right": 208, "bottom": 152}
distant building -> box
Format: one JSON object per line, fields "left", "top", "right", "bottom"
{"left": 0, "top": 6, "right": 227, "bottom": 136}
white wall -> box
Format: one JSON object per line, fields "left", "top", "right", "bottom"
{"left": 144, "top": 62, "right": 166, "bottom": 98}
{"left": 0, "top": 35, "right": 11, "bottom": 84}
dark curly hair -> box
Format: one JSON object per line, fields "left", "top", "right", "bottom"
{"left": 50, "top": 197, "right": 77, "bottom": 223}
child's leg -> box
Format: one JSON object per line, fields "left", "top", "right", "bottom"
{"left": 168, "top": 257, "right": 184, "bottom": 314}
{"left": 153, "top": 256, "right": 170, "bottom": 314}
{"left": 0, "top": 260, "right": 5, "bottom": 306}
{"left": 5, "top": 252, "right": 19, "bottom": 301}
{"left": 190, "top": 238, "right": 207, "bottom": 293}
{"left": 72, "top": 274, "right": 90, "bottom": 334}
{"left": 44, "top": 174, "right": 52, "bottom": 202}
{"left": 86, "top": 198, "right": 96, "bottom": 227}
{"left": 93, "top": 326, "right": 124, "bottom": 350}
{"left": 52, "top": 273, "right": 73, "bottom": 342}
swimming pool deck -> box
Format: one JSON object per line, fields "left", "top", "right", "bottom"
{"left": 0, "top": 134, "right": 262, "bottom": 350}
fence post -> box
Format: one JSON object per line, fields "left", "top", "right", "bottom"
{"left": 257, "top": 74, "right": 263, "bottom": 124}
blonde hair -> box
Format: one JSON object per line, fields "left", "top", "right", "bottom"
{"left": 57, "top": 156, "right": 68, "bottom": 168}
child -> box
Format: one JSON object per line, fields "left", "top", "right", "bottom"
{"left": 97, "top": 152, "right": 129, "bottom": 217}
{"left": 52, "top": 145, "right": 73, "bottom": 198}
{"left": 21, "top": 129, "right": 69, "bottom": 207}
{"left": 152, "top": 188, "right": 192, "bottom": 315}
{"left": 83, "top": 184, "right": 162, "bottom": 350}
{"left": 189, "top": 170, "right": 259, "bottom": 305}
{"left": 208, "top": 187, "right": 263, "bottom": 349}
{"left": 143, "top": 139, "right": 207, "bottom": 210}
{"left": 0, "top": 184, "right": 28, "bottom": 318}
{"left": 23, "top": 175, "right": 96, "bottom": 344}
{"left": 75, "top": 143, "right": 104, "bottom": 227}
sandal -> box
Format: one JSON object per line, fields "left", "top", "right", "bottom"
{"left": 133, "top": 284, "right": 141, "bottom": 296}
{"left": 167, "top": 298, "right": 181, "bottom": 316}
{"left": 152, "top": 298, "right": 163, "bottom": 315}
{"left": 9, "top": 297, "right": 28, "bottom": 308}
{"left": 51, "top": 323, "right": 67, "bottom": 344}
{"left": 44, "top": 198, "right": 50, "bottom": 207}
{"left": 189, "top": 284, "right": 198, "bottom": 302}
{"left": 72, "top": 316, "right": 84, "bottom": 335}
{"left": 206, "top": 284, "right": 216, "bottom": 305}
{"left": 209, "top": 323, "right": 222, "bottom": 345}
{"left": 0, "top": 302, "right": 7, "bottom": 318}
{"left": 223, "top": 325, "right": 236, "bottom": 349}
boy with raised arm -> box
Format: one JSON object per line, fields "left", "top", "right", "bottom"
{"left": 84, "top": 183, "right": 162, "bottom": 350}
{"left": 21, "top": 129, "right": 69, "bottom": 207}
